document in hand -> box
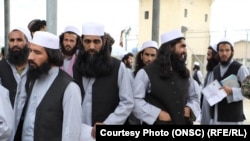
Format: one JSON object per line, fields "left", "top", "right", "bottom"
{"left": 202, "top": 79, "right": 227, "bottom": 106}
{"left": 220, "top": 74, "right": 240, "bottom": 87}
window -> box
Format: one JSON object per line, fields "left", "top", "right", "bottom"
{"left": 184, "top": 9, "right": 188, "bottom": 17}
{"left": 205, "top": 14, "right": 208, "bottom": 22}
{"left": 144, "top": 11, "right": 149, "bottom": 19}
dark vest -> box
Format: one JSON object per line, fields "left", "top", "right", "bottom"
{"left": 74, "top": 57, "right": 120, "bottom": 126}
{"left": 210, "top": 61, "right": 244, "bottom": 122}
{"left": 193, "top": 70, "right": 201, "bottom": 85}
{"left": 144, "top": 61, "right": 190, "bottom": 124}
{"left": 0, "top": 59, "right": 18, "bottom": 107}
{"left": 33, "top": 69, "right": 72, "bottom": 141}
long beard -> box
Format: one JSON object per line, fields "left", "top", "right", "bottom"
{"left": 77, "top": 50, "right": 112, "bottom": 78}
{"left": 206, "top": 57, "right": 219, "bottom": 71}
{"left": 28, "top": 61, "right": 51, "bottom": 80}
{"left": 8, "top": 45, "right": 29, "bottom": 65}
{"left": 171, "top": 52, "right": 189, "bottom": 78}
{"left": 219, "top": 54, "right": 233, "bottom": 66}
{"left": 61, "top": 45, "right": 77, "bottom": 56}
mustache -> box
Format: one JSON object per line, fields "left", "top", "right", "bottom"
{"left": 64, "top": 45, "right": 72, "bottom": 49}
{"left": 87, "top": 49, "right": 98, "bottom": 54}
{"left": 11, "top": 46, "right": 21, "bottom": 51}
{"left": 28, "top": 60, "right": 38, "bottom": 66}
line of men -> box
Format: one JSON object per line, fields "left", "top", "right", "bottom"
{"left": 0, "top": 21, "right": 249, "bottom": 141}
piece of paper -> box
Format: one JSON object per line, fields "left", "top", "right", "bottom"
{"left": 81, "top": 124, "right": 96, "bottom": 141}
{"left": 202, "top": 79, "right": 227, "bottom": 106}
{"left": 220, "top": 74, "right": 240, "bottom": 88}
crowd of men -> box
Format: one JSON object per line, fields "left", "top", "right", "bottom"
{"left": 0, "top": 19, "right": 250, "bottom": 141}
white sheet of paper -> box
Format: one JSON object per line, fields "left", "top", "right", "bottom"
{"left": 202, "top": 79, "right": 227, "bottom": 106}
{"left": 81, "top": 124, "right": 96, "bottom": 141}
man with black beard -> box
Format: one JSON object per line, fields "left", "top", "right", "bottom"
{"left": 0, "top": 27, "right": 31, "bottom": 141}
{"left": 121, "top": 52, "right": 134, "bottom": 70}
{"left": 125, "top": 40, "right": 159, "bottom": 125}
{"left": 133, "top": 29, "right": 200, "bottom": 125}
{"left": 73, "top": 22, "right": 134, "bottom": 139}
{"left": 203, "top": 38, "right": 249, "bottom": 125}
{"left": 199, "top": 44, "right": 219, "bottom": 124}
{"left": 21, "top": 31, "right": 82, "bottom": 141}
{"left": 59, "top": 25, "right": 81, "bottom": 76}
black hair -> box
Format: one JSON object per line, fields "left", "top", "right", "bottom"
{"left": 157, "top": 37, "right": 189, "bottom": 79}
{"left": 59, "top": 31, "right": 82, "bottom": 55}
{"left": 133, "top": 51, "right": 144, "bottom": 76}
{"left": 28, "top": 19, "right": 46, "bottom": 37}
{"left": 45, "top": 48, "right": 64, "bottom": 66}
{"left": 122, "top": 52, "right": 134, "bottom": 62}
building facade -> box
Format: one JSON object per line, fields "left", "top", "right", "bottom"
{"left": 234, "top": 40, "right": 250, "bottom": 68}
{"left": 138, "top": 0, "right": 213, "bottom": 74}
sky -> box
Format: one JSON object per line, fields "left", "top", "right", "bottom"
{"left": 1, "top": 0, "right": 250, "bottom": 54}
{"left": 210, "top": 0, "right": 250, "bottom": 44}
{"left": 0, "top": 0, "right": 139, "bottom": 54}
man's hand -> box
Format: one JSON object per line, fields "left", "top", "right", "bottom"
{"left": 91, "top": 122, "right": 104, "bottom": 139}
{"left": 184, "top": 106, "right": 191, "bottom": 118}
{"left": 158, "top": 110, "right": 172, "bottom": 121}
{"left": 221, "top": 85, "right": 233, "bottom": 95}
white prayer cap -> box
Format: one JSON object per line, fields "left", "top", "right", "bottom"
{"left": 194, "top": 61, "right": 200, "bottom": 66}
{"left": 161, "top": 29, "right": 184, "bottom": 44}
{"left": 64, "top": 25, "right": 81, "bottom": 36}
{"left": 211, "top": 43, "right": 217, "bottom": 52}
{"left": 141, "top": 40, "right": 158, "bottom": 51}
{"left": 82, "top": 22, "right": 104, "bottom": 36}
{"left": 12, "top": 27, "right": 32, "bottom": 42}
{"left": 120, "top": 51, "right": 128, "bottom": 60}
{"left": 217, "top": 37, "right": 234, "bottom": 49}
{"left": 31, "top": 31, "right": 59, "bottom": 49}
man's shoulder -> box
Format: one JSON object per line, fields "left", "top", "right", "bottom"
{"left": 0, "top": 58, "right": 7, "bottom": 65}
{"left": 0, "top": 59, "right": 11, "bottom": 72}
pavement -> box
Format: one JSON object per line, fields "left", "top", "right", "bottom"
{"left": 194, "top": 99, "right": 250, "bottom": 125}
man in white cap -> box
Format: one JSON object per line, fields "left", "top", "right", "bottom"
{"left": 203, "top": 37, "right": 249, "bottom": 125}
{"left": 59, "top": 25, "right": 81, "bottom": 76}
{"left": 199, "top": 44, "right": 219, "bottom": 124}
{"left": 21, "top": 31, "right": 82, "bottom": 141}
{"left": 0, "top": 85, "right": 14, "bottom": 141}
{"left": 0, "top": 27, "right": 31, "bottom": 141}
{"left": 73, "top": 22, "right": 134, "bottom": 138}
{"left": 124, "top": 40, "right": 159, "bottom": 125}
{"left": 133, "top": 29, "right": 200, "bottom": 125}
{"left": 192, "top": 61, "right": 203, "bottom": 86}
{"left": 133, "top": 40, "right": 158, "bottom": 76}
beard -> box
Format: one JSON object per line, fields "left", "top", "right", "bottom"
{"left": 125, "top": 62, "right": 133, "bottom": 69}
{"left": 170, "top": 52, "right": 189, "bottom": 78}
{"left": 219, "top": 54, "right": 233, "bottom": 66}
{"left": 28, "top": 60, "right": 51, "bottom": 80}
{"left": 8, "top": 45, "right": 29, "bottom": 66}
{"left": 80, "top": 50, "right": 101, "bottom": 78}
{"left": 206, "top": 57, "right": 219, "bottom": 71}
{"left": 61, "top": 45, "right": 77, "bottom": 56}
{"left": 76, "top": 49, "right": 112, "bottom": 78}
